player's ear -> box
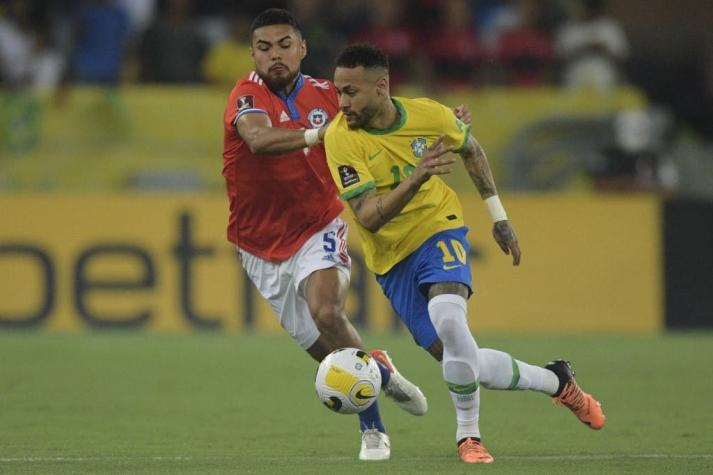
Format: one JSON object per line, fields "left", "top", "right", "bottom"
{"left": 300, "top": 39, "right": 307, "bottom": 60}
{"left": 375, "top": 75, "right": 389, "bottom": 97}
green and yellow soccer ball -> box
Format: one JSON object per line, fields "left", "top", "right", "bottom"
{"left": 315, "top": 348, "right": 382, "bottom": 415}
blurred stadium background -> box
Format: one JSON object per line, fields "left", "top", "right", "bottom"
{"left": 1, "top": 0, "right": 713, "bottom": 473}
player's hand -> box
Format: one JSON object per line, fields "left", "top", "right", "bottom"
{"left": 318, "top": 126, "right": 327, "bottom": 142}
{"left": 453, "top": 104, "right": 471, "bottom": 125}
{"left": 492, "top": 220, "right": 521, "bottom": 266}
{"left": 411, "top": 135, "right": 455, "bottom": 186}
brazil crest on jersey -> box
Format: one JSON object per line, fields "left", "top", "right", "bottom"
{"left": 324, "top": 97, "right": 471, "bottom": 274}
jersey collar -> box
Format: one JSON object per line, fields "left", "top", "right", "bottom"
{"left": 275, "top": 73, "right": 305, "bottom": 121}
{"left": 365, "top": 98, "right": 407, "bottom": 135}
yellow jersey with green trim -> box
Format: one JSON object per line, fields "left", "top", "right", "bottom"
{"left": 324, "top": 96, "right": 471, "bottom": 274}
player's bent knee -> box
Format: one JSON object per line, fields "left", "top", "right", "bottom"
{"left": 428, "top": 295, "right": 469, "bottom": 347}
{"left": 431, "top": 312, "right": 468, "bottom": 346}
{"left": 444, "top": 359, "right": 476, "bottom": 383}
{"left": 311, "top": 304, "right": 346, "bottom": 332}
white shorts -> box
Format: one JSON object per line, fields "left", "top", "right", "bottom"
{"left": 238, "top": 217, "right": 351, "bottom": 349}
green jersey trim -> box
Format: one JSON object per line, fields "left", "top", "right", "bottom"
{"left": 341, "top": 181, "right": 376, "bottom": 200}
{"left": 453, "top": 122, "right": 472, "bottom": 153}
{"left": 365, "top": 98, "right": 407, "bottom": 135}
{"left": 447, "top": 380, "right": 479, "bottom": 395}
{"left": 508, "top": 357, "right": 521, "bottom": 390}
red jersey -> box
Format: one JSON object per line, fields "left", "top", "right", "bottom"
{"left": 222, "top": 71, "right": 344, "bottom": 261}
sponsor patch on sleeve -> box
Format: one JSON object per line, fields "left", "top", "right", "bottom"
{"left": 338, "top": 165, "right": 360, "bottom": 188}
{"left": 237, "top": 95, "right": 254, "bottom": 112}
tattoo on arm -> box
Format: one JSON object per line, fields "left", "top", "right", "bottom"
{"left": 376, "top": 198, "right": 386, "bottom": 222}
{"left": 461, "top": 137, "right": 497, "bottom": 199}
{"left": 494, "top": 220, "right": 517, "bottom": 245}
{"left": 349, "top": 189, "right": 376, "bottom": 214}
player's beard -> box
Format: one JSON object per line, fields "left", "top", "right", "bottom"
{"left": 260, "top": 64, "right": 298, "bottom": 94}
{"left": 346, "top": 103, "right": 379, "bottom": 130}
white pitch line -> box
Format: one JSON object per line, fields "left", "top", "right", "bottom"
{"left": 499, "top": 454, "right": 713, "bottom": 461}
{"left": 0, "top": 456, "right": 199, "bottom": 463}
{"left": 1, "top": 454, "right": 712, "bottom": 463}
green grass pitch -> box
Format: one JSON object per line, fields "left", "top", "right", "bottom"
{"left": 1, "top": 331, "right": 713, "bottom": 474}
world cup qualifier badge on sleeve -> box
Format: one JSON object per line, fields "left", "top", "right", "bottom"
{"left": 237, "top": 95, "right": 254, "bottom": 112}
{"left": 338, "top": 165, "right": 360, "bottom": 188}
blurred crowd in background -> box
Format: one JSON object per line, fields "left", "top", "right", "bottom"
{"left": 1, "top": 0, "right": 712, "bottom": 195}
{"left": 0, "top": 0, "right": 638, "bottom": 90}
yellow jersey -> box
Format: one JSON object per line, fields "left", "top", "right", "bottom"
{"left": 325, "top": 96, "right": 471, "bottom": 274}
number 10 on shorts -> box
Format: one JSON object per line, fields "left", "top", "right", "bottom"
{"left": 437, "top": 239, "right": 467, "bottom": 266}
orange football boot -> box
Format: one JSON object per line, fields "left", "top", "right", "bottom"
{"left": 458, "top": 438, "right": 495, "bottom": 464}
{"left": 546, "top": 360, "right": 606, "bottom": 430}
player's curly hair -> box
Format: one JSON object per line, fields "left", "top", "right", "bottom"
{"left": 250, "top": 8, "right": 301, "bottom": 36}
{"left": 335, "top": 43, "right": 389, "bottom": 71}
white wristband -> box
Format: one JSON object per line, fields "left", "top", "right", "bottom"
{"left": 485, "top": 195, "right": 508, "bottom": 222}
{"left": 304, "top": 128, "right": 320, "bottom": 147}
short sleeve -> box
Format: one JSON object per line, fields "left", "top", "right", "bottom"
{"left": 439, "top": 104, "right": 472, "bottom": 153}
{"left": 324, "top": 122, "right": 376, "bottom": 201}
{"left": 229, "top": 79, "right": 272, "bottom": 126}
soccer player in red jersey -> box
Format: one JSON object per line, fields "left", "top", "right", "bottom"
{"left": 222, "top": 9, "right": 432, "bottom": 460}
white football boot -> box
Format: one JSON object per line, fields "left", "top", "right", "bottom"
{"left": 359, "top": 428, "right": 391, "bottom": 461}
{"left": 371, "top": 349, "right": 428, "bottom": 416}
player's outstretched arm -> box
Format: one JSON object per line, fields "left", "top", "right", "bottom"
{"left": 347, "top": 136, "right": 455, "bottom": 233}
{"left": 236, "top": 112, "right": 325, "bottom": 155}
{"left": 459, "top": 135, "right": 521, "bottom": 266}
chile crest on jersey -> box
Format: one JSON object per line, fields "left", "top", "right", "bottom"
{"left": 307, "top": 108, "right": 329, "bottom": 128}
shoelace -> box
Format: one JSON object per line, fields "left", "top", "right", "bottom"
{"left": 362, "top": 430, "right": 383, "bottom": 449}
{"left": 557, "top": 382, "right": 587, "bottom": 413}
{"left": 460, "top": 440, "right": 487, "bottom": 457}
{"left": 461, "top": 440, "right": 478, "bottom": 450}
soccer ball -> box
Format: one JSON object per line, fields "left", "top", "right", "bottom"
{"left": 315, "top": 348, "right": 382, "bottom": 415}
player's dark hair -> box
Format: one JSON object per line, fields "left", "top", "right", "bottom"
{"left": 335, "top": 43, "right": 389, "bottom": 71}
{"left": 250, "top": 8, "right": 301, "bottom": 37}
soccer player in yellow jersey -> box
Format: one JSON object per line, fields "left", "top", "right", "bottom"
{"left": 325, "top": 44, "right": 606, "bottom": 464}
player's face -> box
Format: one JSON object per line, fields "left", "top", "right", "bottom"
{"left": 334, "top": 66, "right": 384, "bottom": 130}
{"left": 251, "top": 25, "right": 306, "bottom": 92}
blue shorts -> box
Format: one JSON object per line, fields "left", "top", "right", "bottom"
{"left": 376, "top": 227, "right": 473, "bottom": 349}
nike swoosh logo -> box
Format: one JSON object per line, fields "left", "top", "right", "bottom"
{"left": 367, "top": 149, "right": 383, "bottom": 161}
{"left": 442, "top": 264, "right": 462, "bottom": 271}
{"left": 355, "top": 388, "right": 375, "bottom": 400}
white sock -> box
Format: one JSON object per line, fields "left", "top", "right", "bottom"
{"left": 450, "top": 386, "right": 480, "bottom": 442}
{"left": 479, "top": 348, "right": 560, "bottom": 395}
{"left": 428, "top": 294, "right": 481, "bottom": 441}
